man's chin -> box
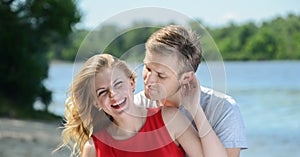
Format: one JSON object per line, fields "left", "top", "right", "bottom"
{"left": 148, "top": 93, "right": 166, "bottom": 101}
{"left": 144, "top": 91, "right": 151, "bottom": 99}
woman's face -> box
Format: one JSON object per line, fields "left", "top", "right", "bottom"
{"left": 95, "top": 67, "right": 135, "bottom": 118}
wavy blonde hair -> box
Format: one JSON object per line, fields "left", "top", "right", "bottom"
{"left": 56, "top": 54, "right": 136, "bottom": 156}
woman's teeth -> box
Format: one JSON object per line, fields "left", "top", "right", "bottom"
{"left": 111, "top": 98, "right": 126, "bottom": 109}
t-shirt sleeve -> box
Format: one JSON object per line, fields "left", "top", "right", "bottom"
{"left": 134, "top": 91, "right": 158, "bottom": 108}
{"left": 208, "top": 96, "right": 248, "bottom": 149}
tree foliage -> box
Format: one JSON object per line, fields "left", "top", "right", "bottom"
{"left": 0, "top": 0, "right": 80, "bottom": 118}
{"left": 211, "top": 13, "right": 300, "bottom": 60}
{"left": 58, "top": 23, "right": 159, "bottom": 62}
{"left": 55, "top": 13, "right": 300, "bottom": 62}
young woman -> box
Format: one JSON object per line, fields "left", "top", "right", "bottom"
{"left": 57, "top": 53, "right": 228, "bottom": 157}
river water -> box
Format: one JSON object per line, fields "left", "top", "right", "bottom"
{"left": 39, "top": 61, "right": 300, "bottom": 157}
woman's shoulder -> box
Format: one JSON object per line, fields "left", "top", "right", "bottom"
{"left": 82, "top": 138, "right": 96, "bottom": 157}
{"left": 161, "top": 107, "right": 192, "bottom": 142}
{"left": 161, "top": 107, "right": 188, "bottom": 129}
{"left": 161, "top": 107, "right": 178, "bottom": 118}
{"left": 161, "top": 107, "right": 188, "bottom": 123}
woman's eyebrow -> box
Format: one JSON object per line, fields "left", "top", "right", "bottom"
{"left": 112, "top": 78, "right": 121, "bottom": 84}
{"left": 96, "top": 87, "right": 105, "bottom": 93}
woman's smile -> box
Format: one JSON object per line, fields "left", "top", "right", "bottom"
{"left": 111, "top": 97, "right": 127, "bottom": 110}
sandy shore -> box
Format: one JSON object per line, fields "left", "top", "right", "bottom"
{"left": 0, "top": 118, "right": 68, "bottom": 157}
{"left": 1, "top": 118, "right": 299, "bottom": 157}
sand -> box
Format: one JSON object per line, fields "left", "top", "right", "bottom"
{"left": 1, "top": 118, "right": 299, "bottom": 157}
{"left": 0, "top": 118, "right": 69, "bottom": 157}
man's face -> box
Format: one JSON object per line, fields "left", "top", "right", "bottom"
{"left": 142, "top": 51, "right": 182, "bottom": 105}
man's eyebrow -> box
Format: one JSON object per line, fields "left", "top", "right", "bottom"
{"left": 144, "top": 63, "right": 167, "bottom": 74}
{"left": 158, "top": 71, "right": 166, "bottom": 75}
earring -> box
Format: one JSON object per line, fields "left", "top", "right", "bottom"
{"left": 98, "top": 108, "right": 102, "bottom": 111}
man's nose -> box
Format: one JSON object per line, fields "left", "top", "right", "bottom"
{"left": 145, "top": 71, "right": 157, "bottom": 85}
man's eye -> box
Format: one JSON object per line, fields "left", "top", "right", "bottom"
{"left": 146, "top": 67, "right": 151, "bottom": 72}
{"left": 158, "top": 75, "right": 167, "bottom": 79}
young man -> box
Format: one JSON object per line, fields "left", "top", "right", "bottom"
{"left": 135, "top": 25, "right": 247, "bottom": 157}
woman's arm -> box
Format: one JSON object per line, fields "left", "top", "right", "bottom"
{"left": 180, "top": 73, "right": 227, "bottom": 157}
{"left": 82, "top": 138, "right": 97, "bottom": 157}
{"left": 193, "top": 108, "right": 228, "bottom": 157}
{"left": 162, "top": 107, "right": 204, "bottom": 157}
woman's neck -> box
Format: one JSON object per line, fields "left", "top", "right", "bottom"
{"left": 108, "top": 107, "right": 147, "bottom": 140}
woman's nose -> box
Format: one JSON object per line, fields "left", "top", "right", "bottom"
{"left": 109, "top": 89, "right": 116, "bottom": 98}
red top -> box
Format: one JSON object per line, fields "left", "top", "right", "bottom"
{"left": 92, "top": 108, "right": 185, "bottom": 157}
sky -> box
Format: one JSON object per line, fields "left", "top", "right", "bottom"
{"left": 77, "top": 0, "right": 300, "bottom": 29}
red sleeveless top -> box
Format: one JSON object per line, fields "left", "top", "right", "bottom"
{"left": 92, "top": 108, "right": 185, "bottom": 157}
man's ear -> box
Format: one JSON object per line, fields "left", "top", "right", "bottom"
{"left": 179, "top": 71, "right": 194, "bottom": 84}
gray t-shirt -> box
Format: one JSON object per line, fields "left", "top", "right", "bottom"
{"left": 134, "top": 86, "right": 248, "bottom": 149}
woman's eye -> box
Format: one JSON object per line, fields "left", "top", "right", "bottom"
{"left": 114, "top": 81, "right": 123, "bottom": 88}
{"left": 97, "top": 91, "right": 107, "bottom": 97}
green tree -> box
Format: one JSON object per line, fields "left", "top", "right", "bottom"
{"left": 210, "top": 23, "right": 241, "bottom": 59}
{"left": 48, "top": 13, "right": 300, "bottom": 62}
{"left": 103, "top": 24, "right": 159, "bottom": 61}
{"left": 0, "top": 0, "right": 80, "bottom": 118}
{"left": 210, "top": 13, "right": 300, "bottom": 60}
{"left": 268, "top": 14, "right": 300, "bottom": 59}
{"left": 244, "top": 28, "right": 278, "bottom": 60}
{"left": 48, "top": 29, "right": 89, "bottom": 61}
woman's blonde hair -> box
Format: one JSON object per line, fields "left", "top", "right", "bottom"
{"left": 56, "top": 54, "right": 136, "bottom": 156}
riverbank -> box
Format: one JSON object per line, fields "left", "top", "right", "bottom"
{"left": 0, "top": 118, "right": 68, "bottom": 157}
{"left": 1, "top": 118, "right": 300, "bottom": 157}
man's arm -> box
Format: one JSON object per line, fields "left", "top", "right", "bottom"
{"left": 209, "top": 96, "right": 247, "bottom": 157}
